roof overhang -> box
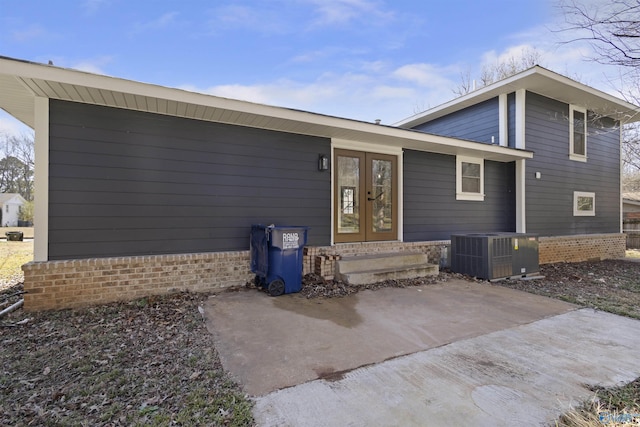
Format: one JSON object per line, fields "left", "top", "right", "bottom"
{"left": 623, "top": 192, "right": 640, "bottom": 204}
{"left": 396, "top": 66, "right": 640, "bottom": 128}
{"left": 0, "top": 56, "right": 532, "bottom": 162}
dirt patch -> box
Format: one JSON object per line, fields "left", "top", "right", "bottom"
{"left": 247, "top": 271, "right": 454, "bottom": 299}
{"left": 497, "top": 259, "right": 640, "bottom": 320}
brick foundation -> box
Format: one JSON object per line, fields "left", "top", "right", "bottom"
{"left": 22, "top": 251, "right": 253, "bottom": 312}
{"left": 538, "top": 233, "right": 626, "bottom": 264}
{"left": 22, "top": 234, "right": 625, "bottom": 311}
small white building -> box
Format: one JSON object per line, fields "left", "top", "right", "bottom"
{"left": 0, "top": 193, "right": 27, "bottom": 227}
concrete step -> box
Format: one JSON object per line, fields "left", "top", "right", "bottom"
{"left": 336, "top": 252, "right": 439, "bottom": 285}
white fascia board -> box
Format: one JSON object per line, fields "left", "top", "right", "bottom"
{"left": 515, "top": 159, "right": 526, "bottom": 233}
{"left": 395, "top": 67, "right": 541, "bottom": 128}
{"left": 0, "top": 56, "right": 533, "bottom": 163}
{"left": 396, "top": 66, "right": 640, "bottom": 127}
{"left": 515, "top": 89, "right": 526, "bottom": 150}
{"left": 499, "top": 93, "right": 508, "bottom": 147}
{"left": 33, "top": 96, "right": 49, "bottom": 262}
{"left": 1, "top": 56, "right": 375, "bottom": 130}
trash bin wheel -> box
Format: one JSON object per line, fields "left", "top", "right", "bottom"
{"left": 267, "top": 279, "right": 285, "bottom": 297}
{"left": 254, "top": 275, "right": 264, "bottom": 287}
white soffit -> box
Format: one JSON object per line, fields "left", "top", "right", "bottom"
{"left": 0, "top": 56, "right": 532, "bottom": 162}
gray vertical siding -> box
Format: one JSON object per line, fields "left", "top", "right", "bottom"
{"left": 412, "top": 98, "right": 500, "bottom": 144}
{"left": 48, "top": 100, "right": 331, "bottom": 260}
{"left": 507, "top": 92, "right": 516, "bottom": 148}
{"left": 524, "top": 92, "right": 620, "bottom": 235}
{"left": 403, "top": 150, "right": 515, "bottom": 241}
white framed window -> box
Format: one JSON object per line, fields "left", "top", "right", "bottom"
{"left": 456, "top": 156, "right": 484, "bottom": 201}
{"left": 569, "top": 105, "right": 587, "bottom": 162}
{"left": 574, "top": 191, "right": 595, "bottom": 216}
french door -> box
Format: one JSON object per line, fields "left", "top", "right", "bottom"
{"left": 334, "top": 149, "right": 397, "bottom": 243}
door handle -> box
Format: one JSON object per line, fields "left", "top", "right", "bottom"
{"left": 367, "top": 192, "right": 383, "bottom": 201}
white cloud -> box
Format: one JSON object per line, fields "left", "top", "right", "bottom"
{"left": 208, "top": 5, "right": 286, "bottom": 34}
{"left": 11, "top": 24, "right": 47, "bottom": 42}
{"left": 131, "top": 12, "right": 180, "bottom": 34}
{"left": 69, "top": 56, "right": 114, "bottom": 75}
{"left": 392, "top": 63, "right": 458, "bottom": 89}
{"left": 177, "top": 60, "right": 461, "bottom": 124}
{"left": 475, "top": 37, "right": 624, "bottom": 96}
{"left": 0, "top": 112, "right": 32, "bottom": 137}
{"left": 82, "top": 0, "right": 110, "bottom": 15}
{"left": 485, "top": 21, "right": 630, "bottom": 95}
{"left": 304, "top": 0, "right": 394, "bottom": 27}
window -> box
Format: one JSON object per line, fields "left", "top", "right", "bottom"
{"left": 574, "top": 191, "right": 595, "bottom": 216}
{"left": 456, "top": 156, "right": 484, "bottom": 201}
{"left": 570, "top": 106, "right": 587, "bottom": 161}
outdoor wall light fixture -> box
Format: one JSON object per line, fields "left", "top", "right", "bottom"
{"left": 318, "top": 154, "right": 329, "bottom": 171}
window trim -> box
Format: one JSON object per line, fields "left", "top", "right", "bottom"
{"left": 456, "top": 156, "right": 485, "bottom": 201}
{"left": 569, "top": 105, "right": 587, "bottom": 162}
{"left": 573, "top": 191, "right": 595, "bottom": 216}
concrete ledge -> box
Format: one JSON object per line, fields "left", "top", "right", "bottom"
{"left": 338, "top": 264, "right": 439, "bottom": 285}
{"left": 336, "top": 252, "right": 439, "bottom": 285}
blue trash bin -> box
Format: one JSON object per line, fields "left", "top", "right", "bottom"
{"left": 250, "top": 225, "right": 308, "bottom": 296}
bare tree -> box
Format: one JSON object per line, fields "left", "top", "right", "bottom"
{"left": 480, "top": 48, "right": 543, "bottom": 87}
{"left": 452, "top": 69, "right": 474, "bottom": 97}
{"left": 453, "top": 48, "right": 543, "bottom": 96}
{"left": 0, "top": 132, "right": 35, "bottom": 200}
{"left": 557, "top": 0, "right": 640, "bottom": 68}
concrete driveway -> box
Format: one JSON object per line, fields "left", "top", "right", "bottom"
{"left": 203, "top": 280, "right": 640, "bottom": 426}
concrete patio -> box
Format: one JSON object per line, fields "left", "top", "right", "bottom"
{"left": 203, "top": 280, "right": 640, "bottom": 426}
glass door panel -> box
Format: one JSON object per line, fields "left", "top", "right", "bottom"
{"left": 334, "top": 149, "right": 397, "bottom": 243}
{"left": 365, "top": 153, "right": 397, "bottom": 241}
{"left": 370, "top": 159, "right": 393, "bottom": 233}
{"left": 335, "top": 150, "right": 365, "bottom": 242}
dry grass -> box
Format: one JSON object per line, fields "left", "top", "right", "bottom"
{"left": 0, "top": 240, "right": 32, "bottom": 289}
{"left": 626, "top": 249, "right": 640, "bottom": 259}
{"left": 557, "top": 400, "right": 640, "bottom": 426}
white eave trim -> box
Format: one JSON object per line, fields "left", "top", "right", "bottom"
{"left": 396, "top": 65, "right": 640, "bottom": 128}
{"left": 0, "top": 56, "right": 533, "bottom": 163}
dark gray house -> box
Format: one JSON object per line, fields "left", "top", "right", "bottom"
{"left": 397, "top": 67, "right": 631, "bottom": 242}
{"left": 0, "top": 57, "right": 637, "bottom": 310}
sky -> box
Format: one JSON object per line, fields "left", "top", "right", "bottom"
{"left": 0, "top": 0, "right": 626, "bottom": 136}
